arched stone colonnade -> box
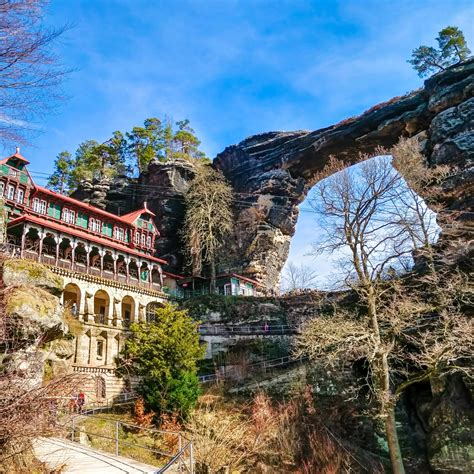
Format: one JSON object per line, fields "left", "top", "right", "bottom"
{"left": 62, "top": 275, "right": 166, "bottom": 328}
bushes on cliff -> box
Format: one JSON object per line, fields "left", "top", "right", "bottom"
{"left": 119, "top": 304, "right": 204, "bottom": 419}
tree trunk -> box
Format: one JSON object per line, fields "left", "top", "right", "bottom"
{"left": 385, "top": 406, "right": 405, "bottom": 474}
{"left": 210, "top": 259, "right": 216, "bottom": 294}
{"left": 367, "top": 285, "right": 405, "bottom": 474}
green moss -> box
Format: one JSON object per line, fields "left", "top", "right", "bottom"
{"left": 5, "top": 285, "right": 58, "bottom": 318}
{"left": 3, "top": 258, "right": 63, "bottom": 294}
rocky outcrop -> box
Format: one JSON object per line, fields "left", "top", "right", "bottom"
{"left": 214, "top": 59, "right": 473, "bottom": 290}
{"left": 138, "top": 159, "right": 197, "bottom": 270}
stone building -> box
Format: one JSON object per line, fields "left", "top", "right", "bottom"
{"left": 0, "top": 149, "right": 177, "bottom": 399}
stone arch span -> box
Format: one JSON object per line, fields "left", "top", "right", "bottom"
{"left": 212, "top": 61, "right": 473, "bottom": 290}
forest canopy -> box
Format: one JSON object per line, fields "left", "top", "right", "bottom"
{"left": 47, "top": 117, "right": 207, "bottom": 193}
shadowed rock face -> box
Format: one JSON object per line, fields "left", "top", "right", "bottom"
{"left": 213, "top": 59, "right": 474, "bottom": 290}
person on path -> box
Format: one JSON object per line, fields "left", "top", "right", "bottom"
{"left": 77, "top": 392, "right": 85, "bottom": 413}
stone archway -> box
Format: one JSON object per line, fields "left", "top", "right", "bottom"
{"left": 93, "top": 290, "right": 110, "bottom": 325}
{"left": 121, "top": 296, "right": 135, "bottom": 327}
{"left": 63, "top": 283, "right": 81, "bottom": 315}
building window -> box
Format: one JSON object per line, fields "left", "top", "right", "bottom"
{"left": 89, "top": 218, "right": 101, "bottom": 233}
{"left": 146, "top": 235, "right": 152, "bottom": 248}
{"left": 0, "top": 182, "right": 4, "bottom": 197}
{"left": 135, "top": 232, "right": 140, "bottom": 245}
{"left": 114, "top": 227, "right": 125, "bottom": 241}
{"left": 32, "top": 198, "right": 47, "bottom": 214}
{"left": 141, "top": 233, "right": 146, "bottom": 246}
{"left": 62, "top": 207, "right": 75, "bottom": 224}
{"left": 96, "top": 340, "right": 104, "bottom": 359}
{"left": 15, "top": 188, "right": 24, "bottom": 204}
{"left": 6, "top": 184, "right": 15, "bottom": 200}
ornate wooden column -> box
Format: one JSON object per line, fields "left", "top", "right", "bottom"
{"left": 85, "top": 244, "right": 91, "bottom": 273}
{"left": 124, "top": 256, "right": 130, "bottom": 284}
{"left": 71, "top": 240, "right": 78, "bottom": 271}
{"left": 20, "top": 225, "right": 28, "bottom": 258}
{"left": 54, "top": 234, "right": 61, "bottom": 266}
{"left": 37, "top": 230, "right": 46, "bottom": 262}
{"left": 112, "top": 251, "right": 118, "bottom": 279}
{"left": 99, "top": 249, "right": 105, "bottom": 277}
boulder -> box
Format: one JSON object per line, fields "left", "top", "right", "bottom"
{"left": 3, "top": 259, "right": 63, "bottom": 296}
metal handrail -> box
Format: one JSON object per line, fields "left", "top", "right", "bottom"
{"left": 198, "top": 324, "right": 298, "bottom": 335}
{"left": 69, "top": 413, "right": 193, "bottom": 473}
{"left": 198, "top": 355, "right": 305, "bottom": 383}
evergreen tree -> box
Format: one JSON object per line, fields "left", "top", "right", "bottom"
{"left": 47, "top": 151, "right": 74, "bottom": 194}
{"left": 119, "top": 304, "right": 204, "bottom": 419}
{"left": 409, "top": 26, "right": 471, "bottom": 77}
{"left": 126, "top": 117, "right": 167, "bottom": 173}
{"left": 171, "top": 119, "right": 205, "bottom": 161}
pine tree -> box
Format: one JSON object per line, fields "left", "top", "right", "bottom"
{"left": 409, "top": 26, "right": 471, "bottom": 77}
{"left": 47, "top": 151, "right": 74, "bottom": 193}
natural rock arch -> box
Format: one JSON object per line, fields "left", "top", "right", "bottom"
{"left": 212, "top": 59, "right": 474, "bottom": 290}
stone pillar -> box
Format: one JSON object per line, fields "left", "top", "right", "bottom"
{"left": 139, "top": 303, "right": 146, "bottom": 323}
{"left": 112, "top": 297, "right": 121, "bottom": 328}
{"left": 105, "top": 332, "right": 115, "bottom": 366}
{"left": 83, "top": 291, "right": 93, "bottom": 323}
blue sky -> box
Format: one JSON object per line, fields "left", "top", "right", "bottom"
{"left": 15, "top": 0, "right": 473, "bottom": 286}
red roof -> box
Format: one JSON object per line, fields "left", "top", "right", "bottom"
{"left": 8, "top": 214, "right": 167, "bottom": 265}
{"left": 0, "top": 149, "right": 30, "bottom": 165}
{"left": 34, "top": 186, "right": 134, "bottom": 227}
{"left": 121, "top": 202, "right": 156, "bottom": 224}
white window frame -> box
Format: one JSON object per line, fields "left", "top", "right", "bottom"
{"left": 16, "top": 187, "right": 24, "bottom": 204}
{"left": 114, "top": 227, "right": 125, "bottom": 241}
{"left": 33, "top": 198, "right": 47, "bottom": 214}
{"left": 0, "top": 182, "right": 5, "bottom": 197}
{"left": 6, "top": 184, "right": 15, "bottom": 200}
{"left": 62, "top": 207, "right": 75, "bottom": 224}
{"left": 89, "top": 217, "right": 101, "bottom": 233}
{"left": 141, "top": 233, "right": 146, "bottom": 246}
{"left": 146, "top": 235, "right": 152, "bottom": 248}
{"left": 135, "top": 232, "right": 140, "bottom": 245}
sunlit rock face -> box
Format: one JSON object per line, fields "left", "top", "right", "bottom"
{"left": 214, "top": 59, "right": 474, "bottom": 291}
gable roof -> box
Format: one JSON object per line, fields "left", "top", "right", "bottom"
{"left": 0, "top": 148, "right": 30, "bottom": 166}
{"left": 121, "top": 202, "right": 156, "bottom": 224}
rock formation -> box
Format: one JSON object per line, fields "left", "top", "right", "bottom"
{"left": 75, "top": 60, "right": 473, "bottom": 292}
{"left": 214, "top": 58, "right": 473, "bottom": 290}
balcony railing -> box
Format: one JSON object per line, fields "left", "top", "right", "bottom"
{"left": 2, "top": 244, "right": 164, "bottom": 295}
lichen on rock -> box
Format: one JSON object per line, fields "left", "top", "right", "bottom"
{"left": 3, "top": 258, "right": 63, "bottom": 296}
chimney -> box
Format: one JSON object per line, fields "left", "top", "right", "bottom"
{"left": 15, "top": 146, "right": 20, "bottom": 154}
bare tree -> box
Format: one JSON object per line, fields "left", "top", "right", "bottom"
{"left": 295, "top": 152, "right": 449, "bottom": 473}
{"left": 0, "top": 0, "right": 69, "bottom": 146}
{"left": 182, "top": 164, "right": 233, "bottom": 291}
{"left": 281, "top": 261, "right": 318, "bottom": 293}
